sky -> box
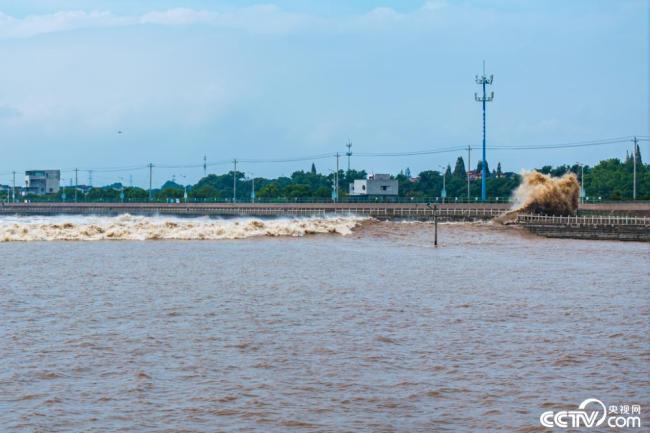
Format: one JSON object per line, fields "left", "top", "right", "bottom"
{"left": 0, "top": 0, "right": 648, "bottom": 187}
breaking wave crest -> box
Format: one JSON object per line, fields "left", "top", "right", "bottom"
{"left": 496, "top": 171, "right": 580, "bottom": 223}
{"left": 0, "top": 214, "right": 367, "bottom": 242}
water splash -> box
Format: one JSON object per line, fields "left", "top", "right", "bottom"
{"left": 0, "top": 214, "right": 367, "bottom": 242}
{"left": 496, "top": 171, "right": 580, "bottom": 223}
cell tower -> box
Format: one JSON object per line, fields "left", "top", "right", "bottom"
{"left": 474, "top": 60, "right": 494, "bottom": 202}
{"left": 345, "top": 140, "right": 352, "bottom": 173}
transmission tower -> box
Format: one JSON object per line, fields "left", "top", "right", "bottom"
{"left": 346, "top": 140, "right": 352, "bottom": 173}
{"left": 474, "top": 60, "right": 494, "bottom": 202}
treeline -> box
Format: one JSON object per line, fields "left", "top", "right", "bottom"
{"left": 2, "top": 150, "right": 648, "bottom": 202}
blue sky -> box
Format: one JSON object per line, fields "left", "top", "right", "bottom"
{"left": 0, "top": 0, "right": 648, "bottom": 187}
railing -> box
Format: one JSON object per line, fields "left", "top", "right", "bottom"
{"left": 516, "top": 214, "right": 650, "bottom": 226}
{"left": 0, "top": 203, "right": 504, "bottom": 218}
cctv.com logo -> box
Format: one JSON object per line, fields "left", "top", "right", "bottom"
{"left": 540, "top": 398, "right": 642, "bottom": 429}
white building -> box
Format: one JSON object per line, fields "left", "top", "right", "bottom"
{"left": 25, "top": 170, "right": 60, "bottom": 195}
{"left": 349, "top": 174, "right": 398, "bottom": 196}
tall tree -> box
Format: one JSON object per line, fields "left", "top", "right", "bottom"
{"left": 453, "top": 157, "right": 466, "bottom": 178}
{"left": 496, "top": 162, "right": 502, "bottom": 177}
{"left": 311, "top": 163, "right": 316, "bottom": 174}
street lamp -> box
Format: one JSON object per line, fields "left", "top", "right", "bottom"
{"left": 438, "top": 165, "right": 447, "bottom": 204}
{"left": 246, "top": 172, "right": 256, "bottom": 203}
{"left": 118, "top": 176, "right": 126, "bottom": 203}
{"left": 576, "top": 163, "right": 585, "bottom": 205}
{"left": 179, "top": 175, "right": 188, "bottom": 203}
{"left": 328, "top": 169, "right": 338, "bottom": 203}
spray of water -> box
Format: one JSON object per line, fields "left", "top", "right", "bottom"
{"left": 0, "top": 215, "right": 367, "bottom": 242}
{"left": 496, "top": 171, "right": 580, "bottom": 223}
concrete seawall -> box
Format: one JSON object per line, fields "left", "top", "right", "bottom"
{"left": 514, "top": 214, "right": 650, "bottom": 242}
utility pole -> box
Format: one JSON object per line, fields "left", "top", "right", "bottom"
{"left": 74, "top": 168, "right": 78, "bottom": 202}
{"left": 12, "top": 171, "right": 15, "bottom": 203}
{"left": 466, "top": 145, "right": 471, "bottom": 203}
{"left": 335, "top": 152, "right": 340, "bottom": 202}
{"left": 581, "top": 164, "right": 585, "bottom": 204}
{"left": 475, "top": 60, "right": 494, "bottom": 202}
{"left": 203, "top": 155, "right": 207, "bottom": 178}
{"left": 632, "top": 136, "right": 638, "bottom": 200}
{"left": 346, "top": 140, "right": 352, "bottom": 174}
{"left": 148, "top": 163, "right": 153, "bottom": 201}
{"left": 232, "top": 159, "right": 237, "bottom": 203}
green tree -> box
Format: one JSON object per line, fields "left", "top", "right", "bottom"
{"left": 257, "top": 182, "right": 280, "bottom": 199}
{"left": 453, "top": 157, "right": 466, "bottom": 178}
{"left": 189, "top": 185, "right": 219, "bottom": 200}
{"left": 157, "top": 187, "right": 183, "bottom": 201}
{"left": 283, "top": 184, "right": 311, "bottom": 199}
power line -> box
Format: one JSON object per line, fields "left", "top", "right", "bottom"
{"left": 1, "top": 136, "right": 644, "bottom": 177}
{"left": 355, "top": 146, "right": 466, "bottom": 157}
{"left": 239, "top": 153, "right": 335, "bottom": 163}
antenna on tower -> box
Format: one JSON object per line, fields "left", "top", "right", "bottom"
{"left": 345, "top": 139, "right": 352, "bottom": 174}
{"left": 474, "top": 60, "right": 494, "bottom": 202}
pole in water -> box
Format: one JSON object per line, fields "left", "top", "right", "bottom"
{"left": 434, "top": 204, "right": 438, "bottom": 247}
{"left": 427, "top": 202, "right": 438, "bottom": 246}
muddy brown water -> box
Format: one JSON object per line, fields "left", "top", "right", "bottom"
{"left": 1, "top": 216, "right": 648, "bottom": 432}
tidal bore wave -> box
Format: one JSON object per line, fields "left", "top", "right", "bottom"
{"left": 496, "top": 171, "right": 580, "bottom": 223}
{"left": 0, "top": 214, "right": 366, "bottom": 242}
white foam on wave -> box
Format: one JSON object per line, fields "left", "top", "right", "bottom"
{"left": 0, "top": 214, "right": 368, "bottom": 242}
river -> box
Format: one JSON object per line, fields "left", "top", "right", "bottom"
{"left": 1, "top": 215, "right": 648, "bottom": 432}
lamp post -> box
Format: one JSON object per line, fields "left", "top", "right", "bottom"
{"left": 328, "top": 169, "right": 338, "bottom": 203}
{"left": 247, "top": 172, "right": 256, "bottom": 203}
{"left": 439, "top": 165, "right": 447, "bottom": 204}
{"left": 118, "top": 176, "right": 125, "bottom": 203}
{"left": 576, "top": 163, "right": 585, "bottom": 205}
{"left": 179, "top": 175, "right": 188, "bottom": 203}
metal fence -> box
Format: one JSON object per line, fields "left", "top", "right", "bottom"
{"left": 516, "top": 214, "right": 650, "bottom": 226}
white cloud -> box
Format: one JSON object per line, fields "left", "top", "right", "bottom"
{"left": 139, "top": 8, "right": 217, "bottom": 26}
{"left": 0, "top": 2, "right": 454, "bottom": 39}
{"left": 0, "top": 10, "right": 133, "bottom": 39}
{"left": 0, "top": 5, "right": 323, "bottom": 39}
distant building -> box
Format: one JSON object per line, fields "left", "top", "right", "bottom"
{"left": 349, "top": 173, "right": 398, "bottom": 196}
{"left": 25, "top": 170, "right": 60, "bottom": 195}
{"left": 468, "top": 170, "right": 482, "bottom": 181}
